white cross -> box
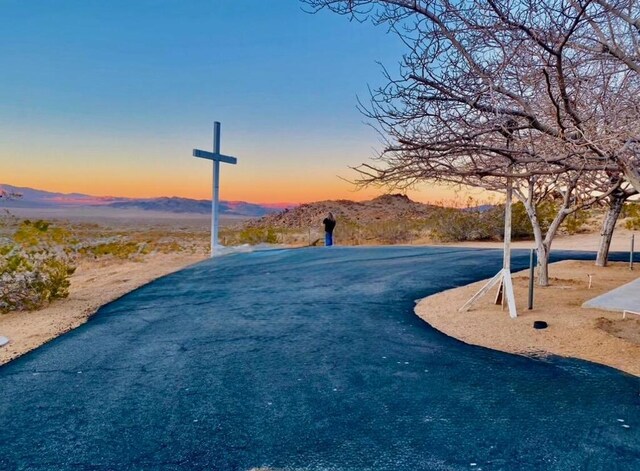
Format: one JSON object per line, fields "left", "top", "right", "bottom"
{"left": 193, "top": 122, "right": 238, "bottom": 257}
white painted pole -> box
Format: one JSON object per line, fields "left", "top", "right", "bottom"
{"left": 503, "top": 177, "right": 512, "bottom": 271}
{"left": 503, "top": 175, "right": 518, "bottom": 318}
{"left": 460, "top": 144, "right": 517, "bottom": 317}
{"left": 211, "top": 121, "right": 221, "bottom": 257}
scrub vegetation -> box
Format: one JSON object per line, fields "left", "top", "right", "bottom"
{"left": 0, "top": 212, "right": 210, "bottom": 313}
{"left": 0, "top": 218, "right": 76, "bottom": 313}
{"left": 623, "top": 202, "right": 640, "bottom": 230}
{"left": 220, "top": 226, "right": 279, "bottom": 245}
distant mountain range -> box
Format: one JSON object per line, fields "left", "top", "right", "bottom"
{"left": 108, "top": 197, "right": 284, "bottom": 217}
{"left": 0, "top": 184, "right": 290, "bottom": 217}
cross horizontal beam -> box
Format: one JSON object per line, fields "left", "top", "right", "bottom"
{"left": 193, "top": 149, "right": 237, "bottom": 165}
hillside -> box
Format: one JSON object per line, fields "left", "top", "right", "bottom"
{"left": 247, "top": 194, "right": 439, "bottom": 229}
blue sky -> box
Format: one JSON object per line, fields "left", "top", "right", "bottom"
{"left": 0, "top": 0, "right": 461, "bottom": 203}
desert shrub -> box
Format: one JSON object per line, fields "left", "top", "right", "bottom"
{"left": 428, "top": 202, "right": 556, "bottom": 242}
{"left": 625, "top": 217, "right": 640, "bottom": 230}
{"left": 0, "top": 220, "right": 76, "bottom": 313}
{"left": 156, "top": 241, "right": 183, "bottom": 254}
{"left": 563, "top": 209, "right": 591, "bottom": 234}
{"left": 237, "top": 227, "right": 278, "bottom": 245}
{"left": 623, "top": 202, "right": 640, "bottom": 230}
{"left": 218, "top": 228, "right": 235, "bottom": 245}
{"left": 532, "top": 200, "right": 558, "bottom": 233}
{"left": 332, "top": 218, "right": 363, "bottom": 245}
{"left": 429, "top": 208, "right": 490, "bottom": 242}
{"left": 80, "top": 239, "right": 146, "bottom": 259}
{"left": 13, "top": 219, "right": 74, "bottom": 247}
{"left": 370, "top": 219, "right": 425, "bottom": 244}
{"left": 622, "top": 201, "right": 640, "bottom": 218}
{"left": 510, "top": 201, "right": 589, "bottom": 236}
{"left": 508, "top": 203, "right": 534, "bottom": 239}
{"left": 431, "top": 199, "right": 595, "bottom": 243}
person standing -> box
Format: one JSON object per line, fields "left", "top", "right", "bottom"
{"left": 323, "top": 212, "right": 336, "bottom": 247}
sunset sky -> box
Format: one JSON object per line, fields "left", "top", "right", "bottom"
{"left": 0, "top": 0, "right": 466, "bottom": 204}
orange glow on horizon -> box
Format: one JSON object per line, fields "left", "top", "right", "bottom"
{"left": 3, "top": 168, "right": 489, "bottom": 206}
{"left": 4, "top": 176, "right": 388, "bottom": 203}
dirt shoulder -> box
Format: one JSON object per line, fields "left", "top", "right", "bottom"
{"left": 415, "top": 260, "right": 640, "bottom": 377}
{"left": 0, "top": 253, "right": 206, "bottom": 365}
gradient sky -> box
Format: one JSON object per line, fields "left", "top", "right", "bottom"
{"left": 0, "top": 0, "right": 466, "bottom": 204}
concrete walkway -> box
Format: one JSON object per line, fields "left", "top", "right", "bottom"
{"left": 583, "top": 277, "right": 640, "bottom": 313}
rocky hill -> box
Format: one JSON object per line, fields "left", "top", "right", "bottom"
{"left": 247, "top": 194, "right": 438, "bottom": 229}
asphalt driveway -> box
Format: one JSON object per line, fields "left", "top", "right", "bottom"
{"left": 1, "top": 247, "right": 638, "bottom": 470}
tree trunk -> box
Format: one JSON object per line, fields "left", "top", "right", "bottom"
{"left": 515, "top": 181, "right": 573, "bottom": 287}
{"left": 537, "top": 207, "right": 569, "bottom": 286}
{"left": 527, "top": 211, "right": 553, "bottom": 286}
{"left": 518, "top": 193, "right": 549, "bottom": 286}
{"left": 537, "top": 241, "right": 550, "bottom": 286}
{"left": 596, "top": 192, "right": 626, "bottom": 267}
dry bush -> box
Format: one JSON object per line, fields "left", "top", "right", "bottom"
{"left": 623, "top": 202, "right": 640, "bottom": 230}
{"left": 0, "top": 219, "right": 76, "bottom": 313}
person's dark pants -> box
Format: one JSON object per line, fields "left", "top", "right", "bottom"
{"left": 325, "top": 233, "right": 333, "bottom": 246}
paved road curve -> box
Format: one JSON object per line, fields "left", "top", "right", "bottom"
{"left": 1, "top": 247, "right": 639, "bottom": 470}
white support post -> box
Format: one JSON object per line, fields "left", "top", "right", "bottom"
{"left": 502, "top": 176, "right": 517, "bottom": 318}
{"left": 460, "top": 174, "right": 517, "bottom": 319}
{"left": 502, "top": 266, "right": 517, "bottom": 318}
{"left": 503, "top": 177, "right": 512, "bottom": 272}
{"left": 460, "top": 270, "right": 505, "bottom": 312}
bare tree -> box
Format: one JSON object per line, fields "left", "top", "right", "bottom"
{"left": 305, "top": 0, "right": 630, "bottom": 283}
{"left": 480, "top": 0, "right": 640, "bottom": 191}
{"left": 305, "top": 1, "right": 640, "bottom": 182}
{"left": 357, "top": 120, "right": 617, "bottom": 284}
{"left": 570, "top": 0, "right": 640, "bottom": 189}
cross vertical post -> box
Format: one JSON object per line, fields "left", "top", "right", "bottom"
{"left": 212, "top": 122, "right": 221, "bottom": 256}
{"left": 193, "top": 121, "right": 238, "bottom": 257}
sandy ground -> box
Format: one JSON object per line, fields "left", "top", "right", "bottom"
{"left": 0, "top": 253, "right": 206, "bottom": 365}
{"left": 415, "top": 260, "right": 640, "bottom": 377}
